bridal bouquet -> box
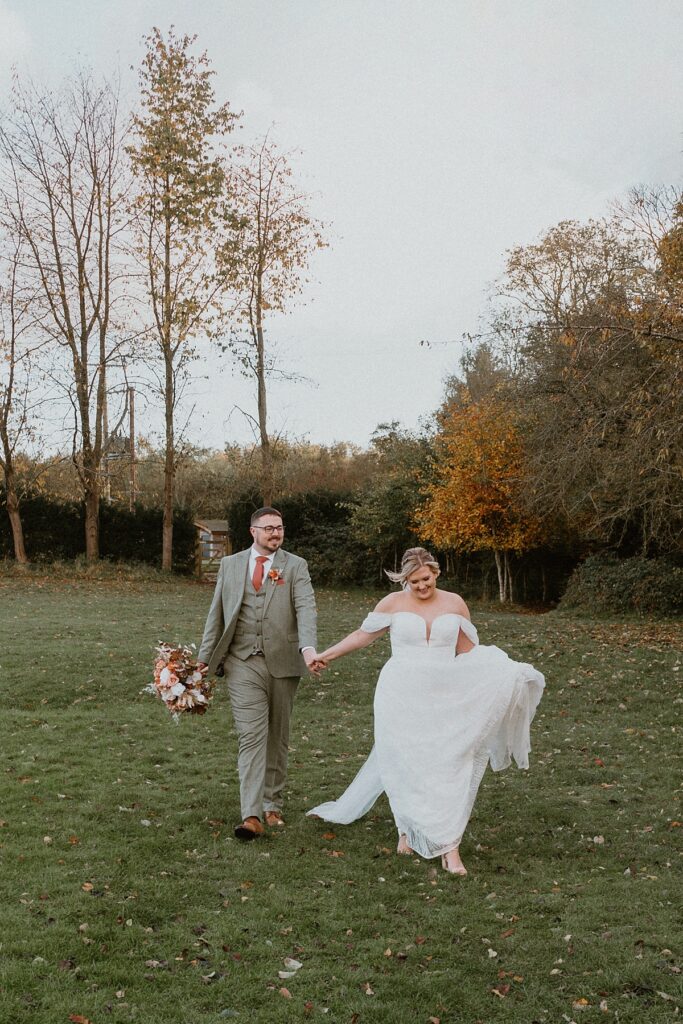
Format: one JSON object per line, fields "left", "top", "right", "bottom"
{"left": 147, "top": 642, "right": 216, "bottom": 720}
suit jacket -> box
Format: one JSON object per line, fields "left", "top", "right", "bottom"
{"left": 197, "top": 547, "right": 317, "bottom": 678}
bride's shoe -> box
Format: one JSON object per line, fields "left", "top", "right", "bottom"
{"left": 441, "top": 848, "right": 467, "bottom": 876}
{"left": 397, "top": 834, "right": 413, "bottom": 855}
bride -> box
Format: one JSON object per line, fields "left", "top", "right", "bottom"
{"left": 308, "top": 547, "right": 545, "bottom": 875}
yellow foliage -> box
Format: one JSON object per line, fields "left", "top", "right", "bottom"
{"left": 416, "top": 399, "right": 543, "bottom": 555}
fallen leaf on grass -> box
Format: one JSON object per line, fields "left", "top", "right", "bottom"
{"left": 68, "top": 1016, "right": 92, "bottom": 1024}
{"left": 491, "top": 984, "right": 510, "bottom": 998}
{"left": 572, "top": 998, "right": 590, "bottom": 1009}
{"left": 283, "top": 957, "right": 303, "bottom": 971}
{"left": 279, "top": 987, "right": 292, "bottom": 999}
{"left": 202, "top": 971, "right": 224, "bottom": 984}
{"left": 362, "top": 982, "right": 374, "bottom": 995}
{"left": 322, "top": 832, "right": 336, "bottom": 840}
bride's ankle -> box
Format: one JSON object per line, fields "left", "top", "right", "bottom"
{"left": 441, "top": 847, "right": 467, "bottom": 875}
{"left": 397, "top": 834, "right": 413, "bottom": 855}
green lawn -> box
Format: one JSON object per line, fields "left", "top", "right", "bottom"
{"left": 0, "top": 571, "right": 681, "bottom": 1023}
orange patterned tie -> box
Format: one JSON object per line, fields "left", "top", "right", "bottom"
{"left": 252, "top": 555, "right": 268, "bottom": 591}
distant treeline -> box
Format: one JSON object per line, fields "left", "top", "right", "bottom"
{"left": 0, "top": 490, "right": 196, "bottom": 575}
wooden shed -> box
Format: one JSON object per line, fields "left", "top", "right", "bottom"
{"left": 195, "top": 519, "right": 232, "bottom": 580}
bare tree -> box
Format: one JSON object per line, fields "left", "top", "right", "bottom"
{"left": 128, "top": 28, "right": 239, "bottom": 571}
{"left": 219, "top": 135, "right": 326, "bottom": 504}
{"left": 0, "top": 234, "right": 40, "bottom": 563}
{"left": 0, "top": 71, "right": 131, "bottom": 560}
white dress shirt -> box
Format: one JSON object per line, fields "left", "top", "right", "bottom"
{"left": 248, "top": 545, "right": 274, "bottom": 584}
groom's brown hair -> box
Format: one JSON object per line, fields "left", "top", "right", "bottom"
{"left": 250, "top": 506, "right": 283, "bottom": 524}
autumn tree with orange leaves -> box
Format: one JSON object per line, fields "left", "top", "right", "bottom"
{"left": 416, "top": 398, "right": 543, "bottom": 603}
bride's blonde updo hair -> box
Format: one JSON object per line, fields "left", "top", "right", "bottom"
{"left": 385, "top": 547, "right": 440, "bottom": 589}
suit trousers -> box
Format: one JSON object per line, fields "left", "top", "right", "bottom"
{"left": 224, "top": 653, "right": 299, "bottom": 820}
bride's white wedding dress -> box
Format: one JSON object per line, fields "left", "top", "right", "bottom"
{"left": 308, "top": 611, "right": 545, "bottom": 859}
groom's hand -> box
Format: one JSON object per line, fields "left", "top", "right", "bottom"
{"left": 303, "top": 648, "right": 322, "bottom": 677}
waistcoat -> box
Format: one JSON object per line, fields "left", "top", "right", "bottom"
{"left": 230, "top": 566, "right": 267, "bottom": 658}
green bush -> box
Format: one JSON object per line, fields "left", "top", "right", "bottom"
{"left": 0, "top": 490, "right": 196, "bottom": 573}
{"left": 559, "top": 553, "right": 683, "bottom": 615}
{"left": 225, "top": 489, "right": 372, "bottom": 585}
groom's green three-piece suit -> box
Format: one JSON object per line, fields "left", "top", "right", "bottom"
{"left": 198, "top": 547, "right": 317, "bottom": 822}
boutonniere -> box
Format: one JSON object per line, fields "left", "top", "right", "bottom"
{"left": 268, "top": 568, "right": 285, "bottom": 586}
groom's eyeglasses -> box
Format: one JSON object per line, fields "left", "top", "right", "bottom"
{"left": 255, "top": 525, "right": 284, "bottom": 535}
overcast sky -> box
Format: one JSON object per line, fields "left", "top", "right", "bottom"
{"left": 2, "top": 0, "right": 682, "bottom": 450}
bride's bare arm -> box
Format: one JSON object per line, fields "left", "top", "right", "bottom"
{"left": 318, "top": 626, "right": 387, "bottom": 664}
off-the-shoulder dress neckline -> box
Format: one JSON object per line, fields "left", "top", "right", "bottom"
{"left": 373, "top": 609, "right": 465, "bottom": 645}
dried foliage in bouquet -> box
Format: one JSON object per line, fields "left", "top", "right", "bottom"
{"left": 147, "top": 643, "right": 216, "bottom": 720}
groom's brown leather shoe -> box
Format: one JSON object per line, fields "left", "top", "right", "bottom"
{"left": 234, "top": 816, "right": 264, "bottom": 840}
{"left": 265, "top": 811, "right": 285, "bottom": 828}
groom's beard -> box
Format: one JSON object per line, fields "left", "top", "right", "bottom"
{"left": 256, "top": 537, "right": 283, "bottom": 555}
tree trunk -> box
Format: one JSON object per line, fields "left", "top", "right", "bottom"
{"left": 3, "top": 465, "right": 28, "bottom": 564}
{"left": 162, "top": 352, "right": 174, "bottom": 572}
{"left": 494, "top": 549, "right": 505, "bottom": 603}
{"left": 162, "top": 450, "right": 174, "bottom": 571}
{"left": 504, "top": 551, "right": 513, "bottom": 603}
{"left": 84, "top": 485, "right": 100, "bottom": 562}
{"left": 161, "top": 197, "right": 174, "bottom": 572}
{"left": 255, "top": 284, "right": 273, "bottom": 505}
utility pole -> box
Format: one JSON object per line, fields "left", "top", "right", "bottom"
{"left": 128, "top": 386, "right": 137, "bottom": 512}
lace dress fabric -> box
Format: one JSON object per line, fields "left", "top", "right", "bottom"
{"left": 308, "top": 611, "right": 545, "bottom": 859}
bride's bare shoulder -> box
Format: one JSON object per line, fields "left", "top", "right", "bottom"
{"left": 375, "top": 592, "right": 404, "bottom": 612}
{"left": 439, "top": 590, "right": 471, "bottom": 620}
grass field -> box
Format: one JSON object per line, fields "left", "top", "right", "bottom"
{"left": 0, "top": 569, "right": 681, "bottom": 1023}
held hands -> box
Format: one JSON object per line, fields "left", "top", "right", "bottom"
{"left": 303, "top": 649, "right": 329, "bottom": 677}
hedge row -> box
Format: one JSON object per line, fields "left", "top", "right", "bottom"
{"left": 559, "top": 553, "right": 683, "bottom": 616}
{"left": 3, "top": 489, "right": 680, "bottom": 612}
{"left": 225, "top": 490, "right": 577, "bottom": 600}
{"left": 0, "top": 490, "right": 197, "bottom": 574}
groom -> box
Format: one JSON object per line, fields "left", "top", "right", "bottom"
{"left": 197, "top": 507, "right": 319, "bottom": 840}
